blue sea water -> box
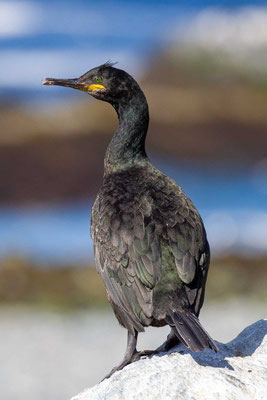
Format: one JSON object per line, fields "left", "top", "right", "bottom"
{"left": 1, "top": 0, "right": 267, "bottom": 262}
{"left": 1, "top": 0, "right": 266, "bottom": 104}
{"left": 1, "top": 158, "right": 267, "bottom": 263}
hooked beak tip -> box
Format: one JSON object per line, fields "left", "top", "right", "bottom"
{"left": 42, "top": 78, "right": 54, "bottom": 86}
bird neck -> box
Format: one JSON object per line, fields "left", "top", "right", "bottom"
{"left": 104, "top": 90, "right": 149, "bottom": 175}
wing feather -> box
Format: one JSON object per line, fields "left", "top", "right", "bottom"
{"left": 92, "top": 195, "right": 162, "bottom": 334}
{"left": 91, "top": 167, "right": 210, "bottom": 333}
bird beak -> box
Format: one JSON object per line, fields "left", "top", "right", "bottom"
{"left": 42, "top": 77, "right": 105, "bottom": 93}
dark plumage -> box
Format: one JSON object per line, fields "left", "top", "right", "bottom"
{"left": 42, "top": 62, "right": 218, "bottom": 379}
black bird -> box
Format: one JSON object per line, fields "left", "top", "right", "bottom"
{"left": 42, "top": 62, "right": 218, "bottom": 379}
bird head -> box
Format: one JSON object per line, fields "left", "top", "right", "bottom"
{"left": 42, "top": 62, "right": 140, "bottom": 104}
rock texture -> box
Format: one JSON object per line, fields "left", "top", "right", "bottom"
{"left": 71, "top": 320, "right": 267, "bottom": 400}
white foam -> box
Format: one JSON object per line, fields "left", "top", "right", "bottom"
{"left": 203, "top": 209, "right": 267, "bottom": 255}
{"left": 0, "top": 2, "right": 39, "bottom": 37}
{"left": 180, "top": 7, "right": 267, "bottom": 52}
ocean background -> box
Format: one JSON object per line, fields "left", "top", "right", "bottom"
{"left": 1, "top": 0, "right": 267, "bottom": 262}
{"left": 2, "top": 0, "right": 267, "bottom": 104}
{"left": 1, "top": 158, "right": 267, "bottom": 262}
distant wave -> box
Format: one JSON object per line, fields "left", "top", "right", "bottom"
{"left": 179, "top": 7, "right": 267, "bottom": 52}
{"left": 0, "top": 2, "right": 39, "bottom": 37}
{"left": 0, "top": 204, "right": 267, "bottom": 263}
{"left": 1, "top": 2, "right": 267, "bottom": 92}
{"left": 203, "top": 209, "right": 267, "bottom": 256}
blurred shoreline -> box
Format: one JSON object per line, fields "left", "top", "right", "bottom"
{"left": 0, "top": 255, "right": 266, "bottom": 311}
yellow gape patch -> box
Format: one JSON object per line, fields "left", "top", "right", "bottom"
{"left": 85, "top": 84, "right": 105, "bottom": 92}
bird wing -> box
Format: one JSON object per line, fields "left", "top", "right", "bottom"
{"left": 91, "top": 194, "right": 162, "bottom": 335}
{"left": 91, "top": 173, "right": 210, "bottom": 333}
{"left": 158, "top": 191, "right": 210, "bottom": 316}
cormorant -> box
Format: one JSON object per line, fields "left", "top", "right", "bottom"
{"left": 42, "top": 62, "right": 218, "bottom": 379}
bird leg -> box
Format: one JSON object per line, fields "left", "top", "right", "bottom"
{"left": 103, "top": 330, "right": 154, "bottom": 380}
{"left": 103, "top": 330, "right": 137, "bottom": 380}
{"left": 155, "top": 328, "right": 181, "bottom": 353}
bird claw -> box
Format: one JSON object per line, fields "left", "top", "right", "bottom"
{"left": 131, "top": 349, "right": 155, "bottom": 361}
{"left": 102, "top": 349, "right": 155, "bottom": 381}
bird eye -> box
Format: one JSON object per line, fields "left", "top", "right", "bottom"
{"left": 95, "top": 76, "right": 102, "bottom": 83}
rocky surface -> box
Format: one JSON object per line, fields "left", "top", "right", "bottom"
{"left": 71, "top": 319, "right": 267, "bottom": 400}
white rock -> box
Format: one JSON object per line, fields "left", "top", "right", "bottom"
{"left": 71, "top": 319, "right": 267, "bottom": 400}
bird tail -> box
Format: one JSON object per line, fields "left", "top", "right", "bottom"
{"left": 166, "top": 310, "right": 218, "bottom": 352}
